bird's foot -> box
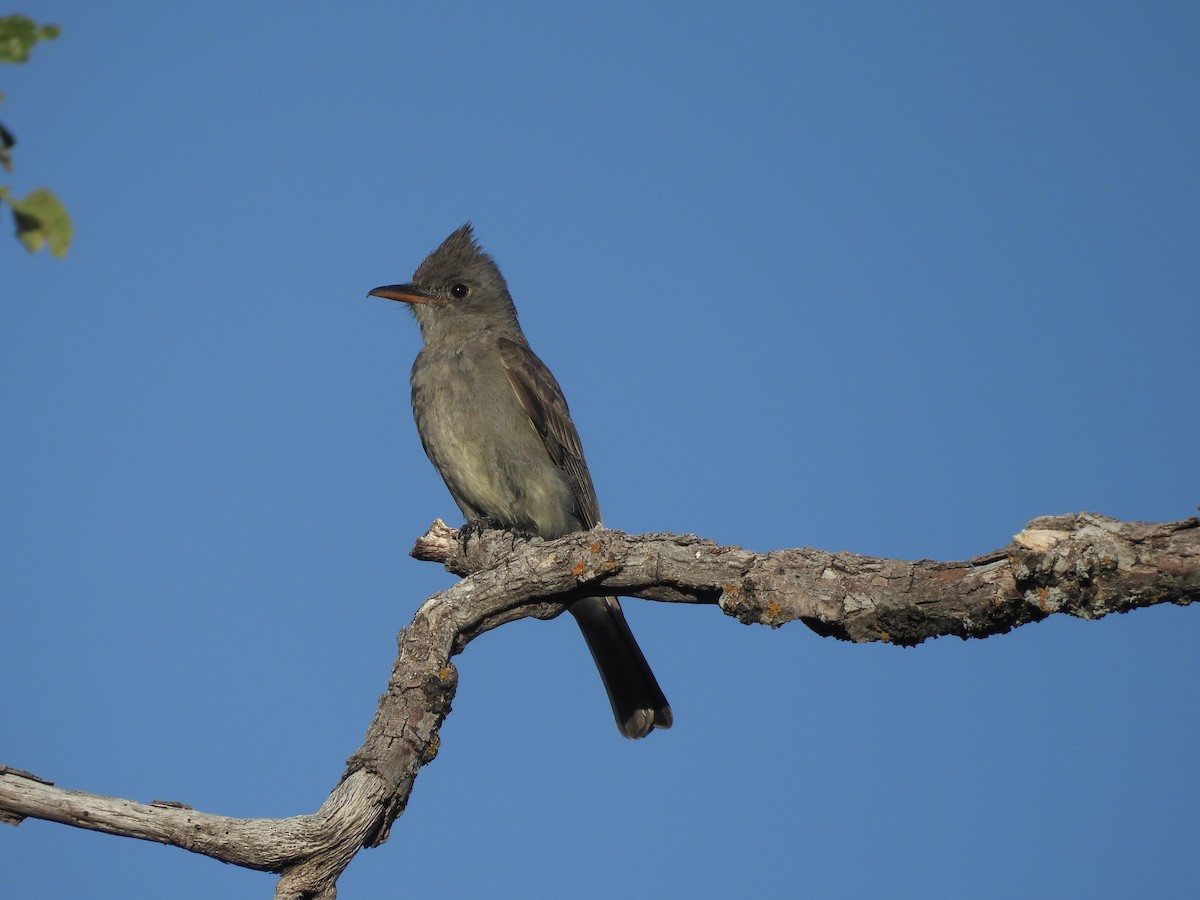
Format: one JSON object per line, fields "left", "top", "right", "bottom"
{"left": 459, "top": 516, "right": 500, "bottom": 549}
{"left": 459, "top": 517, "right": 539, "bottom": 552}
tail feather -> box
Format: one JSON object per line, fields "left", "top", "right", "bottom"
{"left": 569, "top": 596, "right": 672, "bottom": 739}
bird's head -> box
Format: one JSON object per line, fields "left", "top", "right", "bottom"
{"left": 369, "top": 223, "right": 519, "bottom": 343}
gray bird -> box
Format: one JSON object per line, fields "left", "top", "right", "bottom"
{"left": 369, "top": 224, "right": 672, "bottom": 739}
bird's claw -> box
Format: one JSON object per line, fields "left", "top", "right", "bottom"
{"left": 459, "top": 516, "right": 499, "bottom": 548}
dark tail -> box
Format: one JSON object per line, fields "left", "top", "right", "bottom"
{"left": 569, "top": 596, "right": 672, "bottom": 739}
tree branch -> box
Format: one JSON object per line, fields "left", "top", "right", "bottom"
{"left": 417, "top": 512, "right": 1199, "bottom": 644}
{"left": 2, "top": 512, "right": 1195, "bottom": 897}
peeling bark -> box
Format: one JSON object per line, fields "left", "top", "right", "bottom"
{"left": 2, "top": 512, "right": 1194, "bottom": 898}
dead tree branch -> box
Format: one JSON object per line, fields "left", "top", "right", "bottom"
{"left": 2, "top": 512, "right": 1195, "bottom": 898}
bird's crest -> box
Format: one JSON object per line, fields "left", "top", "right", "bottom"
{"left": 413, "top": 222, "right": 500, "bottom": 289}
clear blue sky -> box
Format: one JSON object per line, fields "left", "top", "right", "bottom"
{"left": 3, "top": 3, "right": 1198, "bottom": 898}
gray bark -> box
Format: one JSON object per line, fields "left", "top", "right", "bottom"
{"left": 1, "top": 512, "right": 1195, "bottom": 898}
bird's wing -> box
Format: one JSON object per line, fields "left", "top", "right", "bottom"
{"left": 497, "top": 335, "right": 602, "bottom": 529}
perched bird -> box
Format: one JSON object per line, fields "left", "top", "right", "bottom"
{"left": 369, "top": 224, "right": 671, "bottom": 738}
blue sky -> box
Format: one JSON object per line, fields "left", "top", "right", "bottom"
{"left": 2, "top": 3, "right": 1198, "bottom": 898}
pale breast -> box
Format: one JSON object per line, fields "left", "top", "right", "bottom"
{"left": 410, "top": 338, "right": 579, "bottom": 536}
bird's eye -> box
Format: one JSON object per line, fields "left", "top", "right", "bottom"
{"left": 450, "top": 283, "right": 470, "bottom": 299}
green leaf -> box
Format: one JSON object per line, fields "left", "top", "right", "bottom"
{"left": 0, "top": 15, "right": 61, "bottom": 64}
{"left": 5, "top": 187, "right": 72, "bottom": 256}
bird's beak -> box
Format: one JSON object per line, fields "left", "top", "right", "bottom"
{"left": 367, "top": 283, "right": 434, "bottom": 304}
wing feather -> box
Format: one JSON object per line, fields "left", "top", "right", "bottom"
{"left": 497, "top": 336, "right": 601, "bottom": 529}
